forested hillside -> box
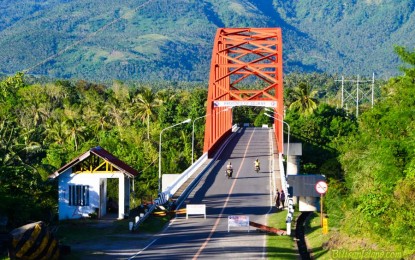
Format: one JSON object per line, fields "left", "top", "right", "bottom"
{"left": 0, "top": 0, "right": 414, "bottom": 81}
{"left": 327, "top": 46, "right": 415, "bottom": 251}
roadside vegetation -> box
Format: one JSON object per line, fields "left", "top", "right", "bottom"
{"left": 288, "top": 46, "right": 415, "bottom": 258}
{"left": 1, "top": 46, "right": 415, "bottom": 258}
{"left": 266, "top": 210, "right": 301, "bottom": 259}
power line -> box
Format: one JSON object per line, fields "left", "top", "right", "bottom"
{"left": 335, "top": 73, "right": 375, "bottom": 117}
{"left": 23, "top": 0, "right": 156, "bottom": 73}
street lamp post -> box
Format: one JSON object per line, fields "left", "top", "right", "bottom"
{"left": 192, "top": 115, "right": 207, "bottom": 164}
{"left": 264, "top": 111, "right": 290, "bottom": 165}
{"left": 159, "top": 118, "right": 191, "bottom": 193}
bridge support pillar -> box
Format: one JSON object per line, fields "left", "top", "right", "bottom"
{"left": 287, "top": 155, "right": 300, "bottom": 176}
{"left": 286, "top": 143, "right": 302, "bottom": 205}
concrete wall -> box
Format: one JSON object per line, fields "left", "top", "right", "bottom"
{"left": 58, "top": 169, "right": 126, "bottom": 220}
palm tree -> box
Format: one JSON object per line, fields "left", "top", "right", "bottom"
{"left": 0, "top": 120, "right": 41, "bottom": 171}
{"left": 16, "top": 85, "right": 52, "bottom": 129}
{"left": 44, "top": 120, "right": 66, "bottom": 146}
{"left": 104, "top": 102, "right": 128, "bottom": 129}
{"left": 80, "top": 90, "right": 109, "bottom": 135}
{"left": 62, "top": 105, "right": 87, "bottom": 151}
{"left": 133, "top": 87, "right": 160, "bottom": 139}
{"left": 156, "top": 88, "right": 178, "bottom": 125}
{"left": 288, "top": 82, "right": 319, "bottom": 116}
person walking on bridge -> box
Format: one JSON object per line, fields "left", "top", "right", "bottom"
{"left": 280, "top": 190, "right": 286, "bottom": 209}
{"left": 275, "top": 189, "right": 281, "bottom": 210}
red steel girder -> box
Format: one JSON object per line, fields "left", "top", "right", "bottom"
{"left": 204, "top": 28, "right": 284, "bottom": 155}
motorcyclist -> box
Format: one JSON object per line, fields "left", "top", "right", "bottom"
{"left": 226, "top": 161, "right": 233, "bottom": 177}
{"left": 254, "top": 158, "right": 260, "bottom": 171}
{"left": 227, "top": 161, "right": 233, "bottom": 170}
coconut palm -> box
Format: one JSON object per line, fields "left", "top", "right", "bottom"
{"left": 62, "top": 105, "right": 87, "bottom": 151}
{"left": 288, "top": 82, "right": 319, "bottom": 116}
{"left": 133, "top": 87, "right": 160, "bottom": 139}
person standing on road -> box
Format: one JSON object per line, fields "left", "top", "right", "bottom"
{"left": 275, "top": 189, "right": 280, "bottom": 210}
{"left": 280, "top": 190, "right": 286, "bottom": 209}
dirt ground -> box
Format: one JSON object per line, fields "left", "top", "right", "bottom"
{"left": 60, "top": 218, "right": 159, "bottom": 260}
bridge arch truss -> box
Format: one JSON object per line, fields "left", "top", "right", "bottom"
{"left": 204, "top": 28, "right": 284, "bottom": 155}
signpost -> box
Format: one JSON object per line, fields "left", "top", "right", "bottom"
{"left": 228, "top": 215, "right": 250, "bottom": 232}
{"left": 186, "top": 204, "right": 206, "bottom": 219}
{"left": 315, "top": 181, "right": 328, "bottom": 229}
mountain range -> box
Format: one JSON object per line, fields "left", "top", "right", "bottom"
{"left": 0, "top": 0, "right": 414, "bottom": 82}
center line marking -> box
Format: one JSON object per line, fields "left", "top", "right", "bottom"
{"left": 192, "top": 129, "right": 256, "bottom": 259}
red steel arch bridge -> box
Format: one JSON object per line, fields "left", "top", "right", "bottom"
{"left": 203, "top": 28, "right": 285, "bottom": 155}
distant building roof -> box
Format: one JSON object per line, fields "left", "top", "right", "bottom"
{"left": 48, "top": 146, "right": 139, "bottom": 179}
{"left": 287, "top": 174, "right": 326, "bottom": 197}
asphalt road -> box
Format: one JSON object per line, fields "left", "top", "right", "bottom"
{"left": 129, "top": 127, "right": 275, "bottom": 259}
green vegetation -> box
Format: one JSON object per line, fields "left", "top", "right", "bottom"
{"left": 1, "top": 1, "right": 415, "bottom": 81}
{"left": 1, "top": 42, "right": 415, "bottom": 258}
{"left": 0, "top": 73, "right": 209, "bottom": 229}
{"left": 266, "top": 209, "right": 302, "bottom": 259}
{"left": 303, "top": 213, "right": 330, "bottom": 259}
{"left": 327, "top": 46, "right": 415, "bottom": 251}
{"left": 269, "top": 47, "right": 415, "bottom": 258}
{"left": 299, "top": 47, "right": 415, "bottom": 257}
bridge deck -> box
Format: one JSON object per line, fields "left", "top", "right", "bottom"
{"left": 171, "top": 126, "right": 283, "bottom": 209}
{"left": 170, "top": 158, "right": 214, "bottom": 201}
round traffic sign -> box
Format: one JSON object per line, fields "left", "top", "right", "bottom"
{"left": 315, "top": 181, "right": 328, "bottom": 194}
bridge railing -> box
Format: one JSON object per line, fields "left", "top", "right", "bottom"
{"left": 174, "top": 124, "right": 240, "bottom": 208}
{"left": 162, "top": 123, "right": 239, "bottom": 201}
{"left": 269, "top": 125, "right": 292, "bottom": 235}
{"left": 162, "top": 153, "right": 208, "bottom": 199}
{"left": 133, "top": 125, "right": 240, "bottom": 231}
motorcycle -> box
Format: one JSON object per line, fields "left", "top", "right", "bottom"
{"left": 255, "top": 165, "right": 260, "bottom": 173}
{"left": 225, "top": 168, "right": 233, "bottom": 179}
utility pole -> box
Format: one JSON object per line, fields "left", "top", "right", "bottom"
{"left": 335, "top": 73, "right": 376, "bottom": 117}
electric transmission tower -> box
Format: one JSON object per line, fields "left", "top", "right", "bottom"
{"left": 335, "top": 73, "right": 376, "bottom": 117}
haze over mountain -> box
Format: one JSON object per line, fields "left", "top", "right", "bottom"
{"left": 0, "top": 0, "right": 414, "bottom": 82}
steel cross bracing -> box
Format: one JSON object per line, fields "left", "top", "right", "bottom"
{"left": 204, "top": 28, "right": 284, "bottom": 155}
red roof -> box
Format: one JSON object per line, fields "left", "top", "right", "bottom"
{"left": 48, "top": 146, "right": 139, "bottom": 179}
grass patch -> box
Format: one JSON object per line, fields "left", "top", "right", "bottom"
{"left": 304, "top": 212, "right": 331, "bottom": 259}
{"left": 266, "top": 209, "right": 300, "bottom": 259}
{"left": 136, "top": 214, "right": 172, "bottom": 233}
{"left": 304, "top": 213, "right": 415, "bottom": 259}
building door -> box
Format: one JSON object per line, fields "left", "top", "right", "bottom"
{"left": 99, "top": 179, "right": 106, "bottom": 218}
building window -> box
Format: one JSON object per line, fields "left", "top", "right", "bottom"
{"left": 68, "top": 185, "right": 89, "bottom": 206}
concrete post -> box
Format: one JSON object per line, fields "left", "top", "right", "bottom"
{"left": 118, "top": 176, "right": 125, "bottom": 219}
{"left": 287, "top": 155, "right": 300, "bottom": 176}
{"left": 286, "top": 143, "right": 302, "bottom": 205}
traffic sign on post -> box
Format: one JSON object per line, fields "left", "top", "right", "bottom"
{"left": 315, "top": 181, "right": 328, "bottom": 194}
{"left": 315, "top": 181, "right": 328, "bottom": 229}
